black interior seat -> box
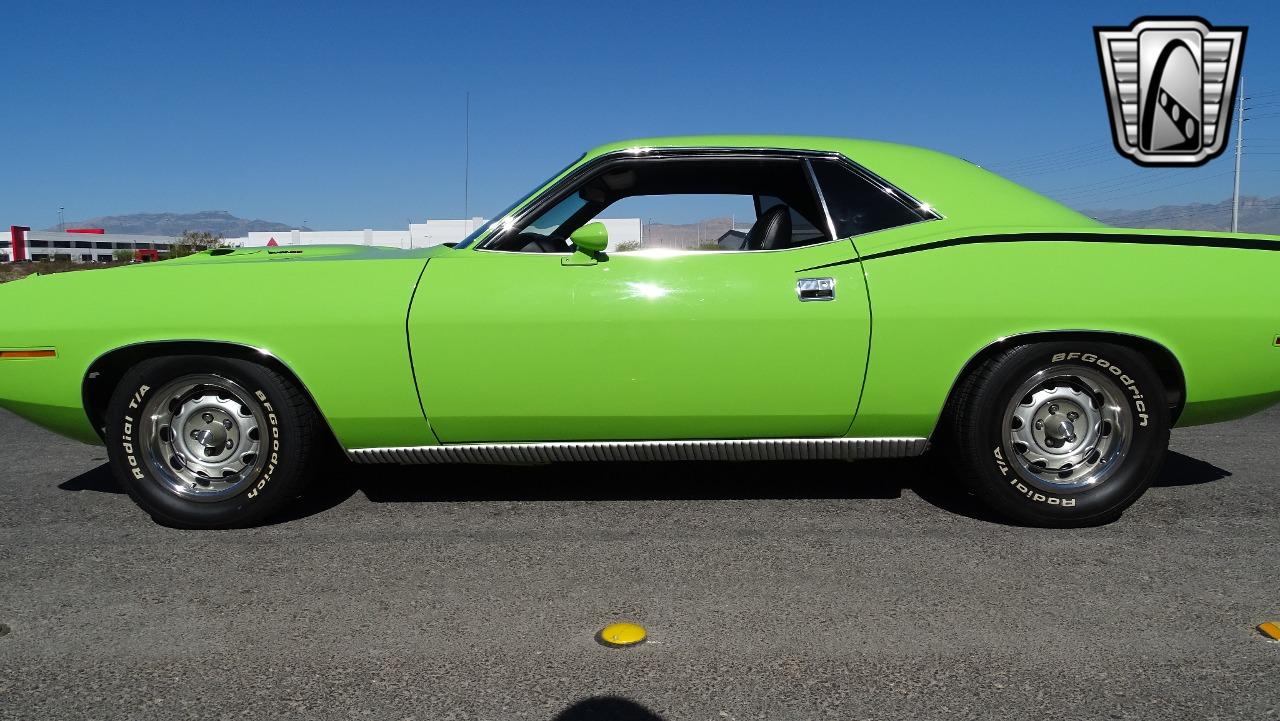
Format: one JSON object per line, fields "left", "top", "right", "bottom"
{"left": 743, "top": 205, "right": 792, "bottom": 250}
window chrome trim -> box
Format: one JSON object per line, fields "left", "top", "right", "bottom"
{"left": 474, "top": 146, "right": 941, "bottom": 254}
{"left": 804, "top": 158, "right": 840, "bottom": 242}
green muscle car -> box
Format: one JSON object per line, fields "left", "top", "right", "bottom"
{"left": 2, "top": 135, "right": 1278, "bottom": 528}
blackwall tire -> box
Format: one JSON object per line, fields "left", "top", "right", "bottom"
{"left": 104, "top": 355, "right": 320, "bottom": 529}
{"left": 943, "top": 342, "right": 1170, "bottom": 527}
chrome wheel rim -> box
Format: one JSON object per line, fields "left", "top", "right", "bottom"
{"left": 139, "top": 375, "right": 268, "bottom": 501}
{"left": 1002, "top": 365, "right": 1130, "bottom": 493}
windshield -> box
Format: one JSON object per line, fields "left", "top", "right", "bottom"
{"left": 453, "top": 153, "right": 586, "bottom": 249}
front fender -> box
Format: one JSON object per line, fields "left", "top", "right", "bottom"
{"left": 0, "top": 256, "right": 437, "bottom": 450}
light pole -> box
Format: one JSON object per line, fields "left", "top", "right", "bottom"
{"left": 58, "top": 207, "right": 64, "bottom": 232}
{"left": 464, "top": 91, "right": 470, "bottom": 221}
{"left": 1231, "top": 75, "right": 1246, "bottom": 233}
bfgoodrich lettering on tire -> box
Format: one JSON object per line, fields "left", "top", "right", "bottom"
{"left": 942, "top": 342, "right": 1170, "bottom": 527}
{"left": 104, "top": 355, "right": 321, "bottom": 529}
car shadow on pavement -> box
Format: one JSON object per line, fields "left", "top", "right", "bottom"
{"left": 550, "top": 696, "right": 665, "bottom": 721}
{"left": 55, "top": 450, "right": 1231, "bottom": 527}
{"left": 269, "top": 456, "right": 924, "bottom": 525}
{"left": 57, "top": 463, "right": 122, "bottom": 494}
{"left": 1150, "top": 450, "right": 1232, "bottom": 487}
{"left": 279, "top": 448, "right": 1231, "bottom": 524}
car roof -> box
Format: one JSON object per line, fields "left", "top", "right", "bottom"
{"left": 584, "top": 135, "right": 1101, "bottom": 229}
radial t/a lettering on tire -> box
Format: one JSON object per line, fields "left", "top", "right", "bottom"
{"left": 104, "top": 355, "right": 320, "bottom": 529}
{"left": 942, "top": 342, "right": 1171, "bottom": 527}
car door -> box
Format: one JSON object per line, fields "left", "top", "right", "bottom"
{"left": 407, "top": 152, "right": 874, "bottom": 443}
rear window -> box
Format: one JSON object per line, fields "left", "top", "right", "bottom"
{"left": 810, "top": 159, "right": 923, "bottom": 239}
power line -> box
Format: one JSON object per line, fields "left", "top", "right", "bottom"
{"left": 1064, "top": 171, "right": 1235, "bottom": 206}
{"left": 986, "top": 146, "right": 1116, "bottom": 175}
{"left": 1003, "top": 153, "right": 1123, "bottom": 179}
{"left": 994, "top": 145, "right": 1115, "bottom": 170}
{"left": 1046, "top": 167, "right": 1195, "bottom": 192}
{"left": 1038, "top": 169, "right": 1149, "bottom": 194}
{"left": 987, "top": 141, "right": 1112, "bottom": 168}
{"left": 1048, "top": 170, "right": 1225, "bottom": 203}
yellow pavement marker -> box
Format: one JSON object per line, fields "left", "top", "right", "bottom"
{"left": 1258, "top": 622, "right": 1280, "bottom": 641}
{"left": 597, "top": 622, "right": 647, "bottom": 647}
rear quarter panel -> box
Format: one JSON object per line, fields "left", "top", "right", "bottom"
{"left": 848, "top": 224, "right": 1280, "bottom": 438}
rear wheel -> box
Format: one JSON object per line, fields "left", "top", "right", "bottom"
{"left": 943, "top": 342, "right": 1170, "bottom": 527}
{"left": 104, "top": 356, "right": 320, "bottom": 528}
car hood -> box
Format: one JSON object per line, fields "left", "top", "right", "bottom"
{"left": 0, "top": 243, "right": 449, "bottom": 301}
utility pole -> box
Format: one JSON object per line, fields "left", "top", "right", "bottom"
{"left": 464, "top": 92, "right": 470, "bottom": 223}
{"left": 1231, "top": 75, "right": 1245, "bottom": 233}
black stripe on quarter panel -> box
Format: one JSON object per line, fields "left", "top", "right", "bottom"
{"left": 795, "top": 232, "right": 1280, "bottom": 272}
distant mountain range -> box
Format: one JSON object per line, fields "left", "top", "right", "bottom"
{"left": 643, "top": 216, "right": 739, "bottom": 248}
{"left": 1083, "top": 196, "right": 1280, "bottom": 234}
{"left": 49, "top": 211, "right": 307, "bottom": 237}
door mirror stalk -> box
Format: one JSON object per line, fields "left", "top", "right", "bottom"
{"left": 564, "top": 222, "right": 608, "bottom": 266}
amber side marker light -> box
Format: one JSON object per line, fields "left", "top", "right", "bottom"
{"left": 0, "top": 349, "right": 56, "bottom": 359}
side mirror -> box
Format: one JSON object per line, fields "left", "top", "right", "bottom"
{"left": 564, "top": 222, "right": 608, "bottom": 266}
{"left": 569, "top": 222, "right": 608, "bottom": 253}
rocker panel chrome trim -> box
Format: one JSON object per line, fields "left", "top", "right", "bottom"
{"left": 346, "top": 437, "right": 928, "bottom": 464}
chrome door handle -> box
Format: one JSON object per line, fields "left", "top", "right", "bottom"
{"left": 796, "top": 277, "right": 836, "bottom": 301}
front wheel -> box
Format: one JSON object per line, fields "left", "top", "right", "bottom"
{"left": 942, "top": 342, "right": 1171, "bottom": 527}
{"left": 104, "top": 356, "right": 321, "bottom": 528}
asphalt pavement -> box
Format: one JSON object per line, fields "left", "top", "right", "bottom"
{"left": 0, "top": 406, "right": 1277, "bottom": 720}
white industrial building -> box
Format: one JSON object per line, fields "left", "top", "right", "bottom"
{"left": 3, "top": 217, "right": 643, "bottom": 264}
{"left": 226, "top": 217, "right": 643, "bottom": 252}
{"left": 4, "top": 227, "right": 177, "bottom": 263}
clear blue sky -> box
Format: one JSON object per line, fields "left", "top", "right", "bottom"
{"left": 3, "top": 0, "right": 1279, "bottom": 230}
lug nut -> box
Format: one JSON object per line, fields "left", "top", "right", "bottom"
{"left": 222, "top": 419, "right": 233, "bottom": 430}
{"left": 1034, "top": 419, "right": 1044, "bottom": 430}
{"left": 226, "top": 440, "right": 234, "bottom": 449}
{"left": 1067, "top": 411, "right": 1079, "bottom": 421}
{"left": 1048, "top": 404, "right": 1059, "bottom": 414}
{"left": 202, "top": 412, "right": 214, "bottom": 423}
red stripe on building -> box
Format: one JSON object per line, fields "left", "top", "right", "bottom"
{"left": 9, "top": 226, "right": 29, "bottom": 262}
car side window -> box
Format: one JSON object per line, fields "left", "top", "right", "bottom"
{"left": 809, "top": 159, "right": 924, "bottom": 239}
{"left": 483, "top": 156, "right": 833, "bottom": 253}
